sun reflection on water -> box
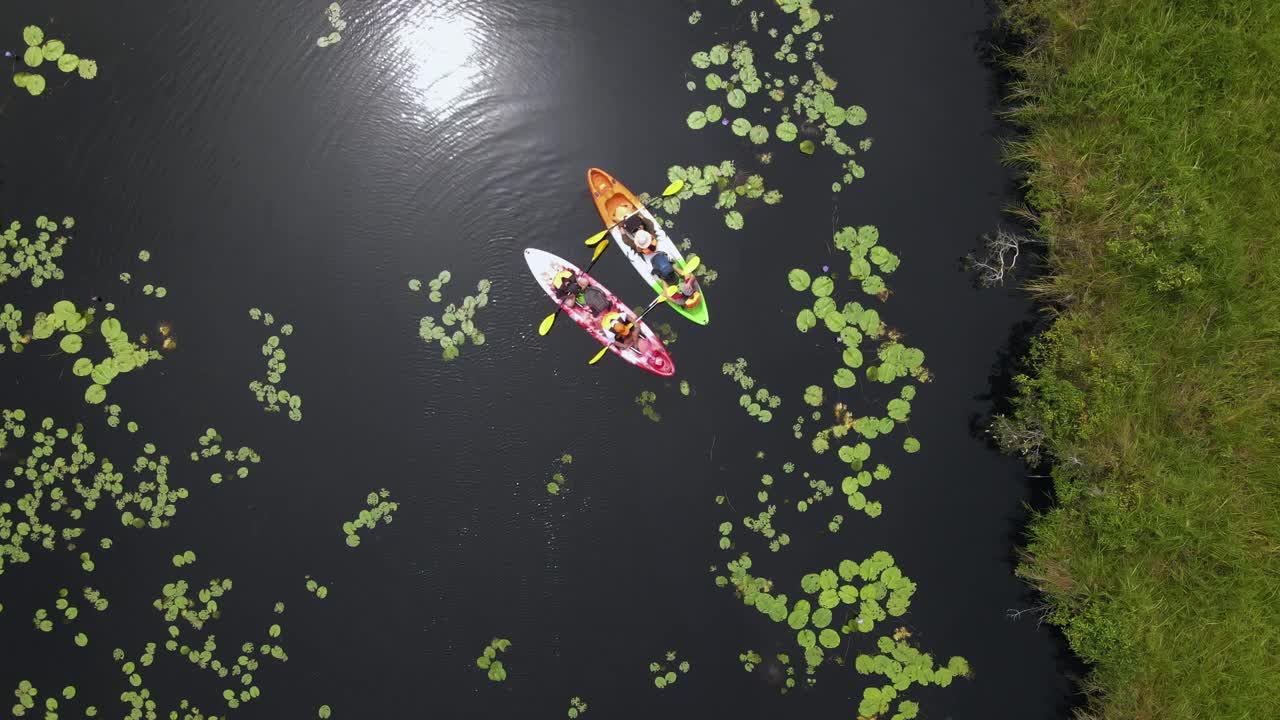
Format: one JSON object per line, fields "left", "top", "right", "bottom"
{"left": 394, "top": 7, "right": 481, "bottom": 116}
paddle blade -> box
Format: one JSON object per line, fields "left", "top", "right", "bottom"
{"left": 665, "top": 285, "right": 680, "bottom": 298}
{"left": 538, "top": 312, "right": 557, "bottom": 336}
{"left": 585, "top": 228, "right": 609, "bottom": 246}
{"left": 588, "top": 345, "right": 610, "bottom": 365}
{"left": 661, "top": 179, "right": 686, "bottom": 197}
{"left": 680, "top": 255, "right": 701, "bottom": 274}
{"left": 591, "top": 238, "right": 610, "bottom": 261}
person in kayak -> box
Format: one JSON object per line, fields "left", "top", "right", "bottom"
{"left": 552, "top": 269, "right": 579, "bottom": 299}
{"left": 621, "top": 213, "right": 659, "bottom": 255}
{"left": 650, "top": 252, "right": 702, "bottom": 309}
{"left": 601, "top": 310, "right": 639, "bottom": 349}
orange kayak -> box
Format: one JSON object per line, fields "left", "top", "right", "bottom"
{"left": 586, "top": 168, "right": 710, "bottom": 325}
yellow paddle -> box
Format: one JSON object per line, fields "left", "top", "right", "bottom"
{"left": 679, "top": 255, "right": 701, "bottom": 274}
{"left": 538, "top": 240, "right": 610, "bottom": 336}
{"left": 584, "top": 179, "right": 687, "bottom": 246}
{"left": 589, "top": 287, "right": 679, "bottom": 366}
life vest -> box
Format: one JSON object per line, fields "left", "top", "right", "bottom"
{"left": 681, "top": 290, "right": 702, "bottom": 309}
{"left": 601, "top": 311, "right": 633, "bottom": 340}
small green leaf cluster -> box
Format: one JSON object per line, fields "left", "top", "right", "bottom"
{"left": 634, "top": 390, "right": 661, "bottom": 422}
{"left": 661, "top": 162, "right": 781, "bottom": 230}
{"left": 246, "top": 309, "right": 303, "bottom": 421}
{"left": 317, "top": 3, "right": 347, "bottom": 47}
{"left": 12, "top": 679, "right": 39, "bottom": 716}
{"left": 648, "top": 650, "right": 690, "bottom": 689}
{"left": 567, "top": 696, "right": 588, "bottom": 718}
{"left": 739, "top": 649, "right": 762, "bottom": 671}
{"left": 547, "top": 452, "right": 573, "bottom": 495}
{"left": 833, "top": 225, "right": 899, "bottom": 297}
{"left": 1, "top": 216, "right": 72, "bottom": 288}
{"left": 723, "top": 358, "right": 780, "bottom": 422}
{"left": 855, "top": 632, "right": 971, "bottom": 700}
{"left": 475, "top": 637, "right": 511, "bottom": 681}
{"left": 305, "top": 575, "right": 330, "bottom": 599}
{"left": 35, "top": 301, "right": 162, "bottom": 407}
{"left": 13, "top": 26, "right": 97, "bottom": 97}
{"left": 413, "top": 273, "right": 491, "bottom": 360}
{"left": 171, "top": 549, "right": 197, "bottom": 568}
{"left": 340, "top": 489, "right": 397, "bottom": 548}
{"left": 190, "top": 427, "right": 261, "bottom": 484}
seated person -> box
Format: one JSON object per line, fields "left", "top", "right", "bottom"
{"left": 552, "top": 269, "right": 579, "bottom": 299}
{"left": 600, "top": 310, "right": 639, "bottom": 349}
{"left": 580, "top": 282, "right": 611, "bottom": 315}
{"left": 650, "top": 252, "right": 702, "bottom": 308}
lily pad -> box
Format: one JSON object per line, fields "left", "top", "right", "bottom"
{"left": 787, "top": 268, "right": 811, "bottom": 291}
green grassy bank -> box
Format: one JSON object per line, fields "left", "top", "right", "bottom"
{"left": 994, "top": 0, "right": 1280, "bottom": 717}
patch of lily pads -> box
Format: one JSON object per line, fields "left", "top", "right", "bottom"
{"left": 658, "top": 161, "right": 782, "bottom": 230}
{"left": 13, "top": 26, "right": 97, "bottom": 97}
{"left": 722, "top": 358, "right": 780, "bottom": 422}
{"left": 682, "top": 1, "right": 871, "bottom": 193}
{"left": 316, "top": 3, "right": 347, "bottom": 47}
{"left": 547, "top": 452, "right": 573, "bottom": 496}
{"left": 341, "top": 489, "right": 398, "bottom": 548}
{"left": 475, "top": 637, "right": 512, "bottom": 681}
{"left": 247, "top": 308, "right": 303, "bottom": 421}
{"left": 648, "top": 650, "right": 690, "bottom": 689}
{"left": 410, "top": 271, "right": 491, "bottom": 360}
{"left": 1, "top": 216, "right": 72, "bottom": 288}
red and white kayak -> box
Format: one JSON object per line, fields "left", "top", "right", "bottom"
{"left": 524, "top": 248, "right": 675, "bottom": 377}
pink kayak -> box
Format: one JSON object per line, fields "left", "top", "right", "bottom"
{"left": 524, "top": 248, "right": 675, "bottom": 377}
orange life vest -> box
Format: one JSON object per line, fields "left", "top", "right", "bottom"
{"left": 601, "top": 312, "right": 633, "bottom": 340}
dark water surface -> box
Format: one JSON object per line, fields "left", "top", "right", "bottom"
{"left": 1, "top": 1, "right": 1075, "bottom": 717}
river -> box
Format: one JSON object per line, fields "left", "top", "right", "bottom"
{"left": 0, "top": 1, "right": 1075, "bottom": 718}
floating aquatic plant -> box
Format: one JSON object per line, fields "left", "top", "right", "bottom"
{"left": 648, "top": 650, "right": 690, "bottom": 689}
{"left": 304, "top": 575, "right": 330, "bottom": 599}
{"left": 0, "top": 409, "right": 187, "bottom": 577}
{"left": 635, "top": 390, "right": 661, "bottom": 422}
{"left": 475, "top": 638, "right": 511, "bottom": 682}
{"left": 1, "top": 216, "right": 73, "bottom": 287}
{"left": 247, "top": 308, "right": 303, "bottom": 421}
{"left": 722, "top": 358, "right": 780, "bottom": 422}
{"left": 316, "top": 3, "right": 347, "bottom": 47}
{"left": 658, "top": 162, "right": 782, "bottom": 230}
{"left": 411, "top": 273, "right": 490, "bottom": 360}
{"left": 547, "top": 452, "right": 573, "bottom": 495}
{"left": 682, "top": 2, "right": 871, "bottom": 192}
{"left": 567, "top": 696, "right": 588, "bottom": 718}
{"left": 190, "top": 427, "right": 261, "bottom": 484}
{"left": 341, "top": 489, "right": 397, "bottom": 548}
{"left": 12, "top": 27, "right": 97, "bottom": 96}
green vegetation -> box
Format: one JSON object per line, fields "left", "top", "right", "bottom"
{"left": 340, "top": 490, "right": 397, "bottom": 548}
{"left": 683, "top": 0, "right": 871, "bottom": 193}
{"left": 722, "top": 358, "right": 780, "bottom": 422}
{"left": 12, "top": 26, "right": 97, "bottom": 96}
{"left": 411, "top": 272, "right": 491, "bottom": 360}
{"left": 475, "top": 637, "right": 511, "bottom": 682}
{"left": 316, "top": 3, "right": 346, "bottom": 47}
{"left": 1, "top": 216, "right": 72, "bottom": 288}
{"left": 247, "top": 308, "right": 303, "bottom": 421}
{"left": 634, "top": 390, "right": 661, "bottom": 422}
{"left": 546, "top": 453, "right": 573, "bottom": 495}
{"left": 304, "top": 575, "right": 330, "bottom": 599}
{"left": 995, "top": 0, "right": 1280, "bottom": 716}
{"left": 647, "top": 650, "right": 689, "bottom": 689}
{"left": 567, "top": 696, "right": 588, "bottom": 718}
